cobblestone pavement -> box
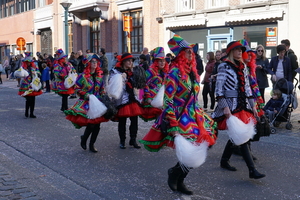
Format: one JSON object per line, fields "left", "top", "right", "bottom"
{"left": 0, "top": 166, "right": 40, "bottom": 200}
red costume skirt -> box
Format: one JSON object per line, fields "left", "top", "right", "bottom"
{"left": 217, "top": 110, "right": 256, "bottom": 130}
{"left": 116, "top": 102, "right": 143, "bottom": 118}
{"left": 18, "top": 90, "right": 43, "bottom": 96}
{"left": 66, "top": 115, "right": 109, "bottom": 129}
{"left": 140, "top": 107, "right": 162, "bottom": 121}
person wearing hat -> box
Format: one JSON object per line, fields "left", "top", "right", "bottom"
{"left": 212, "top": 41, "right": 266, "bottom": 179}
{"left": 109, "top": 52, "right": 143, "bottom": 149}
{"left": 65, "top": 54, "right": 109, "bottom": 153}
{"left": 140, "top": 35, "right": 217, "bottom": 195}
{"left": 140, "top": 47, "right": 169, "bottom": 121}
{"left": 18, "top": 52, "right": 43, "bottom": 118}
{"left": 52, "top": 49, "right": 77, "bottom": 112}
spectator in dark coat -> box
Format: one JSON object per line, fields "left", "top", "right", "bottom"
{"left": 268, "top": 44, "right": 292, "bottom": 84}
{"left": 263, "top": 89, "right": 284, "bottom": 122}
{"left": 139, "top": 54, "right": 149, "bottom": 71}
{"left": 192, "top": 44, "right": 204, "bottom": 76}
{"left": 281, "top": 39, "right": 299, "bottom": 81}
{"left": 77, "top": 50, "right": 85, "bottom": 73}
{"left": 255, "top": 44, "right": 269, "bottom": 101}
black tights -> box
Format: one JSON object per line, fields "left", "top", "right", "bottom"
{"left": 61, "top": 94, "right": 69, "bottom": 111}
{"left": 25, "top": 96, "right": 36, "bottom": 117}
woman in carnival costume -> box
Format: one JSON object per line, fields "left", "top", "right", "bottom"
{"left": 65, "top": 54, "right": 109, "bottom": 153}
{"left": 18, "top": 52, "right": 43, "bottom": 118}
{"left": 52, "top": 49, "right": 77, "bottom": 111}
{"left": 140, "top": 35, "right": 217, "bottom": 195}
{"left": 140, "top": 47, "right": 169, "bottom": 121}
{"left": 109, "top": 53, "right": 144, "bottom": 149}
{"left": 212, "top": 41, "right": 265, "bottom": 179}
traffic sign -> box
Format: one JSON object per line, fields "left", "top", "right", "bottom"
{"left": 16, "top": 37, "right": 26, "bottom": 47}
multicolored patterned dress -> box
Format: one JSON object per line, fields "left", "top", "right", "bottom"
{"left": 140, "top": 66, "right": 217, "bottom": 152}
{"left": 140, "top": 67, "right": 165, "bottom": 121}
{"left": 52, "top": 61, "right": 76, "bottom": 95}
{"left": 18, "top": 64, "right": 43, "bottom": 97}
{"left": 64, "top": 72, "right": 109, "bottom": 128}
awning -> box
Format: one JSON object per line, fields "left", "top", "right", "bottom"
{"left": 225, "top": 10, "right": 284, "bottom": 25}
{"left": 166, "top": 18, "right": 206, "bottom": 30}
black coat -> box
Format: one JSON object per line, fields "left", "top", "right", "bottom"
{"left": 268, "top": 56, "right": 292, "bottom": 82}
{"left": 255, "top": 57, "right": 269, "bottom": 88}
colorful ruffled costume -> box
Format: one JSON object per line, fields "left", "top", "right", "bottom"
{"left": 64, "top": 72, "right": 109, "bottom": 129}
{"left": 140, "top": 66, "right": 217, "bottom": 152}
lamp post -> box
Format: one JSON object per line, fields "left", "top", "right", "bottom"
{"left": 60, "top": 1, "right": 72, "bottom": 56}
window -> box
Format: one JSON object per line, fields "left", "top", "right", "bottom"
{"left": 68, "top": 21, "right": 73, "bottom": 54}
{"left": 90, "top": 18, "right": 101, "bottom": 53}
{"left": 177, "top": 0, "right": 195, "bottom": 12}
{"left": 122, "top": 9, "right": 143, "bottom": 54}
{"left": 206, "top": 0, "right": 228, "bottom": 8}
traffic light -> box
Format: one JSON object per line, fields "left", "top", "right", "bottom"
{"left": 123, "top": 15, "right": 132, "bottom": 32}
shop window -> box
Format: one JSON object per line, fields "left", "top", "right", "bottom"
{"left": 122, "top": 9, "right": 143, "bottom": 54}
{"left": 206, "top": 0, "right": 228, "bottom": 8}
{"left": 90, "top": 18, "right": 101, "bottom": 53}
{"left": 176, "top": 0, "right": 195, "bottom": 12}
{"left": 68, "top": 22, "right": 73, "bottom": 54}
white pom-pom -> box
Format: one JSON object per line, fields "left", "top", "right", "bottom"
{"left": 107, "top": 73, "right": 123, "bottom": 99}
{"left": 151, "top": 85, "right": 165, "bottom": 108}
{"left": 226, "top": 115, "right": 256, "bottom": 145}
{"left": 175, "top": 134, "right": 208, "bottom": 168}
{"left": 87, "top": 94, "right": 107, "bottom": 119}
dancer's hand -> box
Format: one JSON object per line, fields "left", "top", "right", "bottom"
{"left": 224, "top": 107, "right": 232, "bottom": 118}
{"left": 170, "top": 131, "right": 179, "bottom": 137}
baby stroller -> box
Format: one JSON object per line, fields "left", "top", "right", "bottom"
{"left": 267, "top": 78, "right": 298, "bottom": 133}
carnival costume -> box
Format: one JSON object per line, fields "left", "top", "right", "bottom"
{"left": 109, "top": 53, "right": 143, "bottom": 149}
{"left": 140, "top": 47, "right": 168, "bottom": 121}
{"left": 140, "top": 35, "right": 217, "bottom": 195}
{"left": 52, "top": 49, "right": 77, "bottom": 111}
{"left": 212, "top": 41, "right": 265, "bottom": 179}
{"left": 18, "top": 52, "right": 42, "bottom": 118}
{"left": 65, "top": 54, "right": 109, "bottom": 152}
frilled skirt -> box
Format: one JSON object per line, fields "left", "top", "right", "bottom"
{"left": 140, "top": 110, "right": 217, "bottom": 152}
{"left": 64, "top": 99, "right": 109, "bottom": 129}
{"left": 116, "top": 102, "right": 143, "bottom": 118}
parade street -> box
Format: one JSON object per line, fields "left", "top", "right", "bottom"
{"left": 1, "top": 80, "right": 300, "bottom": 200}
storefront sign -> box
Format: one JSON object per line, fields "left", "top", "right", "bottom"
{"left": 266, "top": 27, "right": 277, "bottom": 47}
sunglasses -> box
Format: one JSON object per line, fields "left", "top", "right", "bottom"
{"left": 257, "top": 50, "right": 264, "bottom": 52}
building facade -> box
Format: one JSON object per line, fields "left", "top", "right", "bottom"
{"left": 0, "top": 0, "right": 299, "bottom": 65}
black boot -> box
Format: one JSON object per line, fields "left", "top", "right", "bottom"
{"left": 177, "top": 165, "right": 193, "bottom": 195}
{"left": 167, "top": 163, "right": 182, "bottom": 191}
{"left": 118, "top": 118, "right": 127, "bottom": 149}
{"left": 129, "top": 138, "right": 141, "bottom": 149}
{"left": 29, "top": 97, "right": 36, "bottom": 118}
{"left": 129, "top": 116, "right": 140, "bottom": 148}
{"left": 220, "top": 140, "right": 237, "bottom": 171}
{"left": 89, "top": 125, "right": 100, "bottom": 153}
{"left": 240, "top": 143, "right": 265, "bottom": 179}
{"left": 119, "top": 140, "right": 126, "bottom": 149}
{"left": 81, "top": 125, "right": 93, "bottom": 150}
{"left": 25, "top": 98, "right": 30, "bottom": 118}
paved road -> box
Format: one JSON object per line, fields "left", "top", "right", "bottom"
{"left": 0, "top": 78, "right": 300, "bottom": 200}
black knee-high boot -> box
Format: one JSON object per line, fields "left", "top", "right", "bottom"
{"left": 118, "top": 117, "right": 127, "bottom": 149}
{"left": 29, "top": 96, "right": 36, "bottom": 118}
{"left": 25, "top": 97, "right": 30, "bottom": 117}
{"left": 81, "top": 124, "right": 93, "bottom": 150}
{"left": 89, "top": 124, "right": 100, "bottom": 153}
{"left": 168, "top": 163, "right": 181, "bottom": 191}
{"left": 177, "top": 165, "right": 193, "bottom": 195}
{"left": 240, "top": 143, "right": 265, "bottom": 179}
{"left": 129, "top": 116, "right": 140, "bottom": 149}
{"left": 220, "top": 140, "right": 237, "bottom": 171}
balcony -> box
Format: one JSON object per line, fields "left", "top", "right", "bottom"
{"left": 68, "top": 0, "right": 109, "bottom": 12}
